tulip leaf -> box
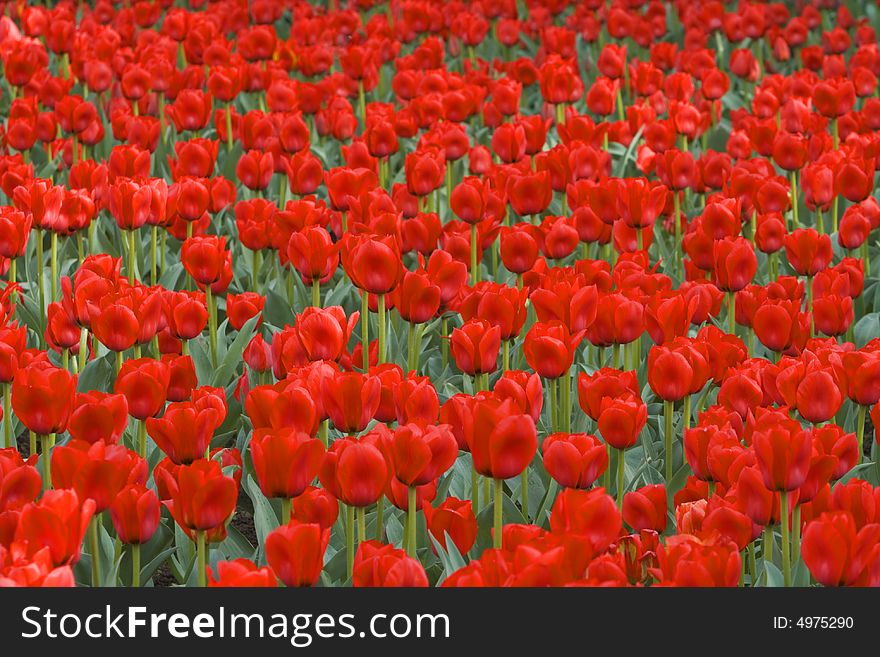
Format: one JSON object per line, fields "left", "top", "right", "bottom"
{"left": 189, "top": 337, "right": 214, "bottom": 386}
{"left": 763, "top": 562, "right": 784, "bottom": 588}
{"left": 429, "top": 532, "right": 468, "bottom": 585}
{"left": 245, "top": 474, "right": 279, "bottom": 558}
{"left": 211, "top": 313, "right": 260, "bottom": 387}
{"left": 854, "top": 312, "right": 880, "bottom": 348}
{"left": 262, "top": 288, "right": 295, "bottom": 329}
{"left": 76, "top": 352, "right": 116, "bottom": 393}
{"left": 219, "top": 523, "right": 257, "bottom": 562}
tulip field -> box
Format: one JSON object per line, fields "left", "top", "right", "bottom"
{"left": 3, "top": 0, "right": 880, "bottom": 590}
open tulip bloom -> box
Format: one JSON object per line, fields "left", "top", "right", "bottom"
{"left": 2, "top": 0, "right": 880, "bottom": 593}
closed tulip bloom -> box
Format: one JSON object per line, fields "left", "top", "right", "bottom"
{"left": 655, "top": 534, "right": 741, "bottom": 587}
{"left": 623, "top": 484, "right": 667, "bottom": 533}
{"left": 181, "top": 235, "right": 230, "bottom": 286}
{"left": 265, "top": 521, "right": 330, "bottom": 587}
{"left": 14, "top": 489, "right": 95, "bottom": 566}
{"left": 577, "top": 368, "right": 641, "bottom": 421}
{"left": 549, "top": 488, "right": 622, "bottom": 553}
{"left": 393, "top": 376, "right": 440, "bottom": 425}
{"left": 164, "top": 290, "right": 208, "bottom": 341}
{"left": 341, "top": 233, "right": 403, "bottom": 295}
{"left": 500, "top": 224, "right": 540, "bottom": 274}
{"left": 114, "top": 358, "right": 171, "bottom": 421}
{"left": 292, "top": 486, "right": 340, "bottom": 530}
{"left": 753, "top": 421, "right": 811, "bottom": 491}
{"left": 838, "top": 206, "right": 871, "bottom": 250}
{"left": 813, "top": 79, "right": 856, "bottom": 117}
{"left": 11, "top": 360, "right": 76, "bottom": 435}
{"left": 451, "top": 177, "right": 489, "bottom": 224}
{"left": 385, "top": 422, "right": 457, "bottom": 487}
{"left": 771, "top": 132, "right": 808, "bottom": 171}
{"left": 68, "top": 392, "right": 129, "bottom": 445}
{"left": 319, "top": 437, "right": 388, "bottom": 507}
{"left": 424, "top": 497, "right": 477, "bottom": 556}
{"left": 843, "top": 351, "right": 880, "bottom": 406}
{"left": 352, "top": 540, "right": 429, "bottom": 587}
{"left": 246, "top": 381, "right": 318, "bottom": 434}
{"left": 294, "top": 306, "right": 358, "bottom": 363}
{"left": 490, "top": 121, "right": 527, "bottom": 164}
{"left": 225, "top": 292, "right": 265, "bottom": 331}
{"left": 542, "top": 432, "right": 608, "bottom": 489}
{"left": 164, "top": 354, "right": 198, "bottom": 402}
{"left": 393, "top": 269, "right": 441, "bottom": 324}
{"left": 467, "top": 397, "right": 537, "bottom": 480}
{"left": 321, "top": 372, "right": 381, "bottom": 434}
{"left": 775, "top": 356, "right": 844, "bottom": 424}
{"left": 163, "top": 459, "right": 238, "bottom": 538}
{"left": 236, "top": 149, "right": 274, "bottom": 191}
{"left": 784, "top": 228, "right": 833, "bottom": 276}
{"left": 450, "top": 319, "right": 501, "bottom": 376}
{"left": 251, "top": 428, "right": 325, "bottom": 500}
{"left": 51, "top": 439, "right": 146, "bottom": 513}
{"left": 0, "top": 207, "right": 31, "bottom": 258}
{"left": 109, "top": 483, "right": 161, "bottom": 545}
{"left": 597, "top": 394, "right": 647, "bottom": 450}
{"left": 493, "top": 371, "right": 544, "bottom": 424}
{"left": 713, "top": 236, "right": 757, "bottom": 292}
{"left": 507, "top": 171, "right": 552, "bottom": 217}
{"left": 588, "top": 292, "right": 644, "bottom": 346}
{"left": 801, "top": 511, "right": 880, "bottom": 587}
{"left": 208, "top": 559, "right": 277, "bottom": 587}
{"left": 647, "top": 344, "right": 694, "bottom": 402}
{"left": 146, "top": 399, "right": 225, "bottom": 465}
{"left": 523, "top": 320, "right": 583, "bottom": 379}
{"left": 287, "top": 225, "right": 339, "bottom": 284}
{"left": 752, "top": 298, "right": 807, "bottom": 354}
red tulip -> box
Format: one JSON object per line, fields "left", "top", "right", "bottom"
{"left": 424, "top": 497, "right": 477, "bottom": 556}
{"left": 208, "top": 559, "right": 277, "bottom": 587}
{"left": 623, "top": 484, "right": 667, "bottom": 533}
{"left": 109, "top": 483, "right": 160, "bottom": 545}
{"left": 163, "top": 459, "right": 238, "bottom": 540}
{"left": 352, "top": 540, "right": 428, "bottom": 587}
{"left": 542, "top": 432, "right": 608, "bottom": 489}
{"left": 114, "top": 358, "right": 171, "bottom": 421}
{"left": 251, "top": 428, "right": 325, "bottom": 500}
{"left": 319, "top": 437, "right": 388, "bottom": 507}
{"left": 265, "top": 521, "right": 330, "bottom": 587}
{"left": 450, "top": 319, "right": 501, "bottom": 376}
{"left": 11, "top": 360, "right": 76, "bottom": 435}
{"left": 467, "top": 397, "right": 537, "bottom": 480}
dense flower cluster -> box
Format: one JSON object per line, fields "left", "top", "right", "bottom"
{"left": 0, "top": 0, "right": 879, "bottom": 588}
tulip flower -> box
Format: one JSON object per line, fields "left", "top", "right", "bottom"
{"left": 162, "top": 459, "right": 238, "bottom": 587}
{"left": 265, "top": 521, "right": 330, "bottom": 587}
{"left": 110, "top": 483, "right": 161, "bottom": 586}
{"left": 251, "top": 428, "right": 325, "bottom": 521}
{"left": 208, "top": 559, "right": 277, "bottom": 588}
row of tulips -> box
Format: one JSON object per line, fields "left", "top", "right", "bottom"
{"left": 1, "top": 0, "right": 880, "bottom": 587}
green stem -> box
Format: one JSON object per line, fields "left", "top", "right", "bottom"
{"left": 470, "top": 223, "right": 479, "bottom": 285}
{"left": 361, "top": 290, "right": 369, "bottom": 371}
{"left": 2, "top": 384, "right": 10, "bottom": 449}
{"left": 131, "top": 543, "right": 140, "bottom": 587}
{"left": 549, "top": 377, "right": 559, "bottom": 433}
{"left": 748, "top": 542, "right": 757, "bottom": 586}
{"left": 127, "top": 229, "right": 136, "bottom": 285}
{"left": 196, "top": 530, "right": 207, "bottom": 588}
{"left": 617, "top": 447, "right": 626, "bottom": 508}
{"left": 311, "top": 279, "right": 320, "bottom": 307}
{"left": 345, "top": 505, "right": 355, "bottom": 582}
{"left": 493, "top": 478, "right": 503, "bottom": 549}
{"left": 50, "top": 230, "right": 58, "bottom": 302}
{"left": 253, "top": 249, "right": 262, "bottom": 295}
{"left": 664, "top": 400, "right": 674, "bottom": 483}
{"left": 378, "top": 294, "right": 386, "bottom": 364}
{"left": 503, "top": 340, "right": 510, "bottom": 372}
{"left": 206, "top": 286, "right": 218, "bottom": 367}
{"left": 561, "top": 368, "right": 571, "bottom": 433}
{"left": 151, "top": 226, "right": 158, "bottom": 283}
{"left": 727, "top": 290, "right": 736, "bottom": 335}
{"left": 357, "top": 506, "right": 366, "bottom": 544}
{"left": 137, "top": 419, "right": 146, "bottom": 459}
{"left": 781, "top": 492, "right": 791, "bottom": 587}
{"left": 441, "top": 317, "right": 449, "bottom": 369}
{"left": 281, "top": 498, "right": 291, "bottom": 525}
{"left": 89, "top": 516, "right": 102, "bottom": 587}
{"left": 36, "top": 229, "right": 45, "bottom": 341}
{"left": 406, "top": 486, "right": 417, "bottom": 558}
{"left": 41, "top": 434, "right": 53, "bottom": 490}
{"left": 673, "top": 192, "right": 682, "bottom": 277}
{"left": 789, "top": 171, "right": 799, "bottom": 229}
{"left": 792, "top": 504, "right": 801, "bottom": 568}
{"left": 520, "top": 469, "right": 529, "bottom": 520}
{"left": 225, "top": 103, "right": 233, "bottom": 151}
{"left": 857, "top": 404, "right": 867, "bottom": 459}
